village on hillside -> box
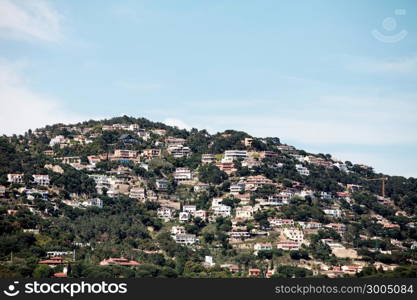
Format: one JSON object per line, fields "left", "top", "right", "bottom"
{"left": 1, "top": 116, "right": 416, "bottom": 278}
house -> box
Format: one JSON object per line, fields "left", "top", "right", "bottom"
{"left": 100, "top": 257, "right": 140, "bottom": 266}
{"left": 244, "top": 175, "right": 273, "bottom": 189}
{"left": 87, "top": 155, "right": 101, "bottom": 166}
{"left": 212, "top": 204, "right": 231, "bottom": 217}
{"left": 112, "top": 149, "right": 138, "bottom": 161}
{"left": 216, "top": 161, "right": 235, "bottom": 174}
{"left": 259, "top": 151, "right": 279, "bottom": 159}
{"left": 173, "top": 234, "right": 197, "bottom": 245}
{"left": 306, "top": 156, "right": 332, "bottom": 168}
{"left": 151, "top": 129, "right": 167, "bottom": 136}
{"left": 277, "top": 241, "right": 300, "bottom": 251}
{"left": 235, "top": 206, "right": 254, "bottom": 219}
{"left": 325, "top": 223, "right": 347, "bottom": 234}
{"left": 194, "top": 183, "right": 209, "bottom": 192}
{"left": 7, "top": 173, "right": 24, "bottom": 184}
{"left": 171, "top": 226, "right": 186, "bottom": 235}
{"left": 234, "top": 193, "right": 251, "bottom": 205}
{"left": 295, "top": 164, "right": 310, "bottom": 176}
{"left": 73, "top": 135, "right": 92, "bottom": 145}
{"left": 0, "top": 185, "right": 6, "bottom": 197}
{"left": 32, "top": 175, "right": 50, "bottom": 186}
{"left": 241, "top": 158, "right": 261, "bottom": 169}
{"left": 167, "top": 145, "right": 192, "bottom": 158}
{"left": 156, "top": 179, "right": 169, "bottom": 191}
{"left": 157, "top": 206, "right": 174, "bottom": 220}
{"left": 25, "top": 188, "right": 49, "bottom": 200}
{"left": 82, "top": 198, "right": 103, "bottom": 209}
{"left": 248, "top": 269, "right": 261, "bottom": 277}
{"left": 382, "top": 223, "right": 400, "bottom": 230}
{"left": 221, "top": 264, "right": 240, "bottom": 273}
{"left": 230, "top": 183, "right": 245, "bottom": 194}
{"left": 243, "top": 138, "right": 253, "bottom": 147}
{"left": 259, "top": 195, "right": 287, "bottom": 206}
{"left": 224, "top": 150, "right": 248, "bottom": 160}
{"left": 165, "top": 137, "right": 186, "bottom": 147}
{"left": 320, "top": 191, "right": 333, "bottom": 200}
{"left": 203, "top": 256, "right": 215, "bottom": 267}
{"left": 129, "top": 187, "right": 146, "bottom": 201}
{"left": 227, "top": 231, "right": 250, "bottom": 239}
{"left": 201, "top": 154, "right": 216, "bottom": 164}
{"left": 254, "top": 243, "right": 272, "bottom": 254}
{"left": 174, "top": 168, "right": 192, "bottom": 181}
{"left": 268, "top": 218, "right": 295, "bottom": 227}
{"left": 137, "top": 129, "right": 151, "bottom": 140}
{"left": 299, "top": 221, "right": 322, "bottom": 230}
{"left": 39, "top": 256, "right": 65, "bottom": 267}
{"left": 276, "top": 145, "right": 295, "bottom": 152}
{"left": 283, "top": 228, "right": 304, "bottom": 243}
{"left": 336, "top": 192, "right": 351, "bottom": 200}
{"left": 323, "top": 208, "right": 342, "bottom": 218}
{"left": 142, "top": 149, "right": 161, "bottom": 159}
{"left": 183, "top": 205, "right": 197, "bottom": 214}
{"left": 179, "top": 212, "right": 190, "bottom": 222}
{"left": 334, "top": 162, "right": 349, "bottom": 172}
{"left": 341, "top": 265, "right": 363, "bottom": 275}
{"left": 49, "top": 135, "right": 67, "bottom": 147}
{"left": 89, "top": 174, "right": 111, "bottom": 194}
{"left": 194, "top": 210, "right": 208, "bottom": 220}
{"left": 59, "top": 156, "right": 81, "bottom": 165}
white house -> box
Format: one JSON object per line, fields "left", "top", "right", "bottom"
{"left": 224, "top": 150, "right": 248, "bottom": 160}
{"left": 129, "top": 187, "right": 146, "bottom": 201}
{"left": 201, "top": 154, "right": 215, "bottom": 164}
{"left": 174, "top": 168, "right": 192, "bottom": 181}
{"left": 157, "top": 206, "right": 174, "bottom": 221}
{"left": 254, "top": 243, "right": 272, "bottom": 254}
{"left": 295, "top": 164, "right": 310, "bottom": 176}
{"left": 156, "top": 179, "right": 169, "bottom": 191}
{"left": 323, "top": 208, "right": 342, "bottom": 218}
{"left": 82, "top": 198, "right": 103, "bottom": 209}
{"left": 179, "top": 211, "right": 190, "bottom": 222}
{"left": 32, "top": 175, "right": 50, "bottom": 186}
{"left": 212, "top": 204, "right": 231, "bottom": 218}
{"left": 173, "top": 234, "right": 197, "bottom": 245}
{"left": 277, "top": 241, "right": 300, "bottom": 251}
{"left": 283, "top": 228, "right": 304, "bottom": 243}
{"left": 230, "top": 183, "right": 245, "bottom": 194}
{"left": 183, "top": 205, "right": 197, "bottom": 214}
{"left": 7, "top": 173, "right": 24, "bottom": 184}
{"left": 171, "top": 226, "right": 186, "bottom": 235}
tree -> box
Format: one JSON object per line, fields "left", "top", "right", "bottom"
{"left": 33, "top": 265, "right": 53, "bottom": 278}
{"left": 198, "top": 164, "right": 227, "bottom": 185}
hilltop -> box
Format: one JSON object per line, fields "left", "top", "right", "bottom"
{"left": 0, "top": 115, "right": 416, "bottom": 278}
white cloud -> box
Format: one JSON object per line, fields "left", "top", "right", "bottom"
{"left": 347, "top": 54, "right": 417, "bottom": 73}
{"left": 0, "top": 0, "right": 62, "bottom": 42}
{"left": 163, "top": 118, "right": 191, "bottom": 130}
{"left": 0, "top": 60, "right": 87, "bottom": 135}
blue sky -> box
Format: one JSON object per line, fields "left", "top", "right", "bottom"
{"left": 0, "top": 0, "right": 416, "bottom": 177}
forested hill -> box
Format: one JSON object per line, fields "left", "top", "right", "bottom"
{"left": 0, "top": 115, "right": 416, "bottom": 278}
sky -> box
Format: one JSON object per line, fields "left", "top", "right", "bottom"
{"left": 0, "top": 0, "right": 416, "bottom": 177}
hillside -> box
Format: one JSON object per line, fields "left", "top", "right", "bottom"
{"left": 0, "top": 115, "right": 416, "bottom": 278}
